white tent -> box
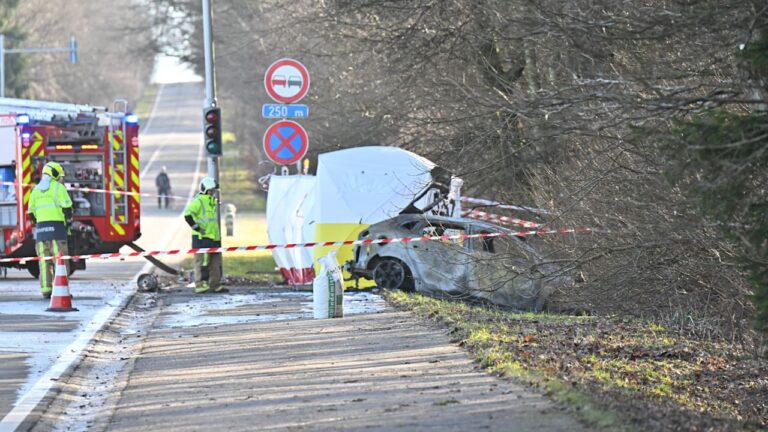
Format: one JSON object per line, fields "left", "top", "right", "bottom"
{"left": 266, "top": 146, "right": 461, "bottom": 287}
{"left": 315, "top": 146, "right": 437, "bottom": 224}
{"left": 266, "top": 175, "right": 316, "bottom": 285}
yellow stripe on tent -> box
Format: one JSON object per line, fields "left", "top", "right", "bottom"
{"left": 312, "top": 222, "right": 376, "bottom": 289}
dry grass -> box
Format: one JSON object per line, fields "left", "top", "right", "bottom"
{"left": 387, "top": 291, "right": 768, "bottom": 431}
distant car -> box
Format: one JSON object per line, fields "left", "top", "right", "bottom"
{"left": 347, "top": 214, "right": 561, "bottom": 311}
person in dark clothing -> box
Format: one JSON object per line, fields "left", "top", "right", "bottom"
{"left": 155, "top": 166, "right": 171, "bottom": 209}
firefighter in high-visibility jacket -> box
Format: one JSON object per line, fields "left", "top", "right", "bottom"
{"left": 184, "top": 177, "right": 226, "bottom": 293}
{"left": 27, "top": 161, "right": 73, "bottom": 298}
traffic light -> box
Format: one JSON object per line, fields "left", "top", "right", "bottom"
{"left": 203, "top": 107, "right": 222, "bottom": 156}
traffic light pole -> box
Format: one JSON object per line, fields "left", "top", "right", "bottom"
{"left": 201, "top": 0, "right": 222, "bottom": 234}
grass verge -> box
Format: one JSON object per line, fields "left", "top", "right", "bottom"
{"left": 219, "top": 131, "right": 266, "bottom": 212}
{"left": 133, "top": 84, "right": 158, "bottom": 121}
{"left": 385, "top": 291, "right": 766, "bottom": 431}
{"left": 180, "top": 253, "right": 281, "bottom": 284}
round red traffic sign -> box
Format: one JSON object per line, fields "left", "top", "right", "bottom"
{"left": 264, "top": 58, "right": 310, "bottom": 104}
{"left": 263, "top": 120, "right": 309, "bottom": 165}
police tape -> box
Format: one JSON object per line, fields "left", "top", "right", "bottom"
{"left": 461, "top": 209, "right": 541, "bottom": 228}
{"left": 461, "top": 197, "right": 554, "bottom": 215}
{"left": 0, "top": 226, "right": 599, "bottom": 264}
{"left": 0, "top": 181, "right": 189, "bottom": 202}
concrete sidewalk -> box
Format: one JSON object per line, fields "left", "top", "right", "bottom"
{"left": 103, "top": 287, "right": 585, "bottom": 431}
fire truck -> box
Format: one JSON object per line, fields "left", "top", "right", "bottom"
{"left": 0, "top": 97, "right": 141, "bottom": 278}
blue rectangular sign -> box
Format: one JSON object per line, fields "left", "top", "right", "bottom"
{"left": 262, "top": 104, "right": 309, "bottom": 119}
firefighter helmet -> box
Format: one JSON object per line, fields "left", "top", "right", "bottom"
{"left": 200, "top": 177, "right": 218, "bottom": 193}
{"left": 43, "top": 161, "right": 64, "bottom": 180}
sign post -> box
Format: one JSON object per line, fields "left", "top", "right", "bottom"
{"left": 0, "top": 34, "right": 78, "bottom": 98}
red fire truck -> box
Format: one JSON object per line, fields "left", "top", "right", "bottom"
{"left": 0, "top": 97, "right": 141, "bottom": 277}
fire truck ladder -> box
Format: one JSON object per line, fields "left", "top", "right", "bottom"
{"left": 0, "top": 97, "right": 105, "bottom": 120}
{"left": 109, "top": 99, "right": 130, "bottom": 230}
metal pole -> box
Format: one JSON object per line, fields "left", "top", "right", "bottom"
{"left": 0, "top": 35, "right": 77, "bottom": 99}
{"left": 202, "top": 0, "right": 216, "bottom": 109}
{"left": 1, "top": 34, "right": 5, "bottom": 98}
{"left": 201, "top": 0, "right": 222, "bottom": 234}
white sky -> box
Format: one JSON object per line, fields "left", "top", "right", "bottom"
{"left": 151, "top": 54, "right": 202, "bottom": 84}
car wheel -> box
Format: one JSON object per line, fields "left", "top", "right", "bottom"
{"left": 372, "top": 259, "right": 413, "bottom": 291}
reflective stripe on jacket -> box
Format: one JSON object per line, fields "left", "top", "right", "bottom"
{"left": 184, "top": 193, "right": 221, "bottom": 241}
{"left": 29, "top": 181, "right": 72, "bottom": 223}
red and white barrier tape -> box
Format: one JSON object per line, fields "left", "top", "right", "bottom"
{"left": 461, "top": 196, "right": 553, "bottom": 215}
{"left": 0, "top": 181, "right": 189, "bottom": 202}
{"left": 461, "top": 209, "right": 541, "bottom": 228}
{"left": 1, "top": 226, "right": 597, "bottom": 264}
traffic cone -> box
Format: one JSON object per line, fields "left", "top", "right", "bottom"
{"left": 46, "top": 256, "right": 78, "bottom": 312}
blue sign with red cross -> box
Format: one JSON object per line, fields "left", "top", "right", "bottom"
{"left": 262, "top": 120, "right": 309, "bottom": 165}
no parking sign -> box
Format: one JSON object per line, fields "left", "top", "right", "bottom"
{"left": 262, "top": 120, "right": 308, "bottom": 165}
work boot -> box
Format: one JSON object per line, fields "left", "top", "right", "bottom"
{"left": 213, "top": 287, "right": 229, "bottom": 294}
{"left": 195, "top": 281, "right": 210, "bottom": 294}
{"left": 41, "top": 289, "right": 52, "bottom": 299}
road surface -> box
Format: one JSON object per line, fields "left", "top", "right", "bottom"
{"left": 0, "top": 82, "right": 204, "bottom": 430}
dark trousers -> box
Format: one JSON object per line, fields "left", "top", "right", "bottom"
{"left": 158, "top": 189, "right": 170, "bottom": 208}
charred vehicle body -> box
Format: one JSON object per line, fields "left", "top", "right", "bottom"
{"left": 346, "top": 213, "right": 562, "bottom": 311}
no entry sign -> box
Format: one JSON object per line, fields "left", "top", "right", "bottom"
{"left": 264, "top": 58, "right": 310, "bottom": 104}
{"left": 263, "top": 120, "right": 309, "bottom": 165}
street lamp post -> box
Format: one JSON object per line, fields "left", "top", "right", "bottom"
{"left": 0, "top": 34, "right": 77, "bottom": 98}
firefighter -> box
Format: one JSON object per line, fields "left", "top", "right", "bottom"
{"left": 184, "top": 177, "right": 226, "bottom": 293}
{"left": 27, "top": 161, "right": 73, "bottom": 298}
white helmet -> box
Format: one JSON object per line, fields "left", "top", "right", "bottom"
{"left": 200, "top": 177, "right": 218, "bottom": 193}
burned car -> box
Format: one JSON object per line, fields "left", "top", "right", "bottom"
{"left": 347, "top": 214, "right": 560, "bottom": 311}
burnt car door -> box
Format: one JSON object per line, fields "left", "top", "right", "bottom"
{"left": 408, "top": 219, "right": 472, "bottom": 296}
{"left": 468, "top": 225, "right": 545, "bottom": 310}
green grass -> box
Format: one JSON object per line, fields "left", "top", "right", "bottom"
{"left": 219, "top": 154, "right": 266, "bottom": 211}
{"left": 180, "top": 253, "right": 281, "bottom": 284}
{"left": 224, "top": 254, "right": 280, "bottom": 283}
{"left": 218, "top": 133, "right": 266, "bottom": 212}
{"left": 133, "top": 84, "right": 158, "bottom": 121}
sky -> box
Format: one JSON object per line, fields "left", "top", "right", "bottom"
{"left": 150, "top": 54, "right": 202, "bottom": 84}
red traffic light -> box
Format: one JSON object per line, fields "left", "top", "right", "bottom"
{"left": 205, "top": 110, "right": 219, "bottom": 123}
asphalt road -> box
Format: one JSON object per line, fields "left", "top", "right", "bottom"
{"left": 0, "top": 82, "right": 205, "bottom": 430}
{"left": 29, "top": 287, "right": 586, "bottom": 432}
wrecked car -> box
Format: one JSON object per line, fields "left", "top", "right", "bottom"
{"left": 346, "top": 214, "right": 560, "bottom": 311}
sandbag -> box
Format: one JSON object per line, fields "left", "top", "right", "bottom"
{"left": 313, "top": 251, "right": 344, "bottom": 319}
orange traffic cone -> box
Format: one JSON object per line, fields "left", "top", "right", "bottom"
{"left": 46, "top": 256, "right": 78, "bottom": 312}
